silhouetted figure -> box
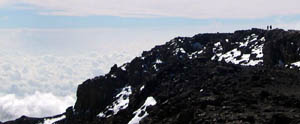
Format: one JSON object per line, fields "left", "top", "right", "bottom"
{"left": 270, "top": 25, "right": 272, "bottom": 30}
{"left": 267, "top": 26, "right": 269, "bottom": 30}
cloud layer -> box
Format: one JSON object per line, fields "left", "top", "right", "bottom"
{"left": 0, "top": 50, "right": 136, "bottom": 122}
{"left": 0, "top": 92, "right": 74, "bottom": 122}
{"left": 1, "top": 0, "right": 300, "bottom": 18}
{"left": 0, "top": 50, "right": 134, "bottom": 96}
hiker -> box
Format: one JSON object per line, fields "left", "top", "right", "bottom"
{"left": 270, "top": 25, "right": 272, "bottom": 30}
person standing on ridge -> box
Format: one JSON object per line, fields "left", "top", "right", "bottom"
{"left": 270, "top": 25, "right": 272, "bottom": 30}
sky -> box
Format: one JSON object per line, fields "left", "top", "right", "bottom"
{"left": 1, "top": 0, "right": 300, "bottom": 122}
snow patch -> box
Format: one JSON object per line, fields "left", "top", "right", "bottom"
{"left": 260, "top": 37, "right": 266, "bottom": 42}
{"left": 120, "top": 64, "right": 127, "bottom": 71}
{"left": 128, "top": 96, "right": 157, "bottom": 124}
{"left": 240, "top": 34, "right": 258, "bottom": 47}
{"left": 251, "top": 42, "right": 264, "bottom": 58}
{"left": 213, "top": 42, "right": 223, "bottom": 53}
{"left": 98, "top": 86, "right": 132, "bottom": 118}
{"left": 218, "top": 48, "right": 241, "bottom": 64}
{"left": 212, "top": 35, "right": 264, "bottom": 66}
{"left": 153, "top": 64, "right": 158, "bottom": 71}
{"left": 178, "top": 39, "right": 183, "bottom": 43}
{"left": 188, "top": 50, "right": 204, "bottom": 59}
{"left": 174, "top": 48, "right": 186, "bottom": 55}
{"left": 291, "top": 61, "right": 300, "bottom": 67}
{"left": 111, "top": 74, "right": 117, "bottom": 78}
{"left": 152, "top": 58, "right": 164, "bottom": 71}
{"left": 140, "top": 85, "right": 145, "bottom": 91}
{"left": 214, "top": 42, "right": 221, "bottom": 47}
{"left": 155, "top": 59, "right": 163, "bottom": 64}
{"left": 41, "top": 115, "right": 65, "bottom": 124}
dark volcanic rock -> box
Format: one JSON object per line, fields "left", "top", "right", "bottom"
{"left": 5, "top": 28, "right": 300, "bottom": 124}
{"left": 4, "top": 116, "right": 43, "bottom": 124}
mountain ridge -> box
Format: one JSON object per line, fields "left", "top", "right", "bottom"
{"left": 3, "top": 28, "right": 300, "bottom": 124}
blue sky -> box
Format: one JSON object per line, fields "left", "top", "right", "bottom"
{"left": 0, "top": 7, "right": 211, "bottom": 28}
{"left": 0, "top": 7, "right": 246, "bottom": 29}
{"left": 1, "top": 0, "right": 300, "bottom": 46}
{"left": 1, "top": 0, "right": 300, "bottom": 30}
{"left": 1, "top": 7, "right": 299, "bottom": 29}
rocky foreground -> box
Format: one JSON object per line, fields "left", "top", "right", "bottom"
{"left": 3, "top": 28, "right": 300, "bottom": 124}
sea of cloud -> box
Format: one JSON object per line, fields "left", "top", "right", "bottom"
{"left": 0, "top": 50, "right": 135, "bottom": 96}
{"left": 0, "top": 92, "right": 74, "bottom": 122}
{"left": 0, "top": 50, "right": 136, "bottom": 122}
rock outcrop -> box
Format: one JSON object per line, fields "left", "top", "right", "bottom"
{"left": 5, "top": 28, "right": 300, "bottom": 124}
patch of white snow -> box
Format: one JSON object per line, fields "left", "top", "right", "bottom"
{"left": 291, "top": 61, "right": 300, "bottom": 67}
{"left": 97, "top": 86, "right": 132, "bottom": 118}
{"left": 111, "top": 74, "right": 117, "bottom": 78}
{"left": 155, "top": 59, "right": 163, "bottom": 64}
{"left": 42, "top": 115, "right": 65, "bottom": 124}
{"left": 128, "top": 96, "right": 157, "bottom": 124}
{"left": 120, "top": 64, "right": 127, "bottom": 71}
{"left": 140, "top": 85, "right": 145, "bottom": 91}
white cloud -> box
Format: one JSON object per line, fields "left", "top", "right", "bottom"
{"left": 0, "top": 92, "right": 75, "bottom": 122}
{"left": 0, "top": 48, "right": 136, "bottom": 122}
{"left": 0, "top": 50, "right": 135, "bottom": 96}
{"left": 2, "top": 0, "right": 299, "bottom": 18}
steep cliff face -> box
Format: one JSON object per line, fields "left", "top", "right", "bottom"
{"left": 5, "top": 28, "right": 300, "bottom": 124}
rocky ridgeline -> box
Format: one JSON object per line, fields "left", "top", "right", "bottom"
{"left": 4, "top": 28, "right": 300, "bottom": 124}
